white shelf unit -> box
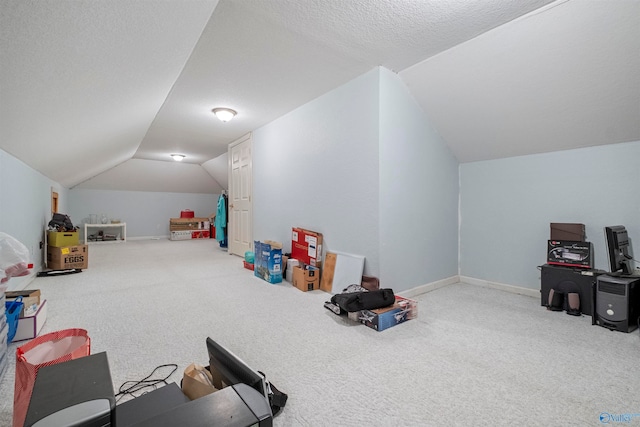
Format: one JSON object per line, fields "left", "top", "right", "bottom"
{"left": 84, "top": 223, "right": 126, "bottom": 244}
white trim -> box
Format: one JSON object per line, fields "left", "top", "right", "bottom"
{"left": 127, "top": 236, "right": 170, "bottom": 241}
{"left": 459, "top": 275, "right": 540, "bottom": 298}
{"left": 397, "top": 275, "right": 459, "bottom": 298}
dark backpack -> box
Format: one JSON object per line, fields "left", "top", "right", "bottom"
{"left": 48, "top": 213, "right": 74, "bottom": 231}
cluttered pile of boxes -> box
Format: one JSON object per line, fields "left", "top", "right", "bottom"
{"left": 246, "top": 227, "right": 418, "bottom": 332}
{"left": 542, "top": 223, "right": 640, "bottom": 333}
{"left": 47, "top": 229, "right": 88, "bottom": 270}
{"left": 169, "top": 210, "right": 214, "bottom": 241}
{"left": 246, "top": 227, "right": 322, "bottom": 288}
{"left": 4, "top": 289, "right": 48, "bottom": 346}
{"left": 541, "top": 223, "right": 595, "bottom": 316}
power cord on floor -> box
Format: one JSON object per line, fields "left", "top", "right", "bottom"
{"left": 115, "top": 364, "right": 178, "bottom": 402}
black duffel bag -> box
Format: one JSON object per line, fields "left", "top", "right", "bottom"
{"left": 331, "top": 288, "right": 395, "bottom": 313}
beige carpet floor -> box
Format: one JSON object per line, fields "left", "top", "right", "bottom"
{"left": 1, "top": 239, "right": 639, "bottom": 426}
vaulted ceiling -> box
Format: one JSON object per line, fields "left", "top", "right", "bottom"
{"left": 1, "top": 0, "right": 638, "bottom": 192}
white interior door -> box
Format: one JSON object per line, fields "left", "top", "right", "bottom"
{"left": 228, "top": 133, "right": 253, "bottom": 257}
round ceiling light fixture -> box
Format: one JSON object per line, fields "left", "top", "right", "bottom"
{"left": 212, "top": 107, "right": 237, "bottom": 123}
{"left": 170, "top": 154, "right": 186, "bottom": 161}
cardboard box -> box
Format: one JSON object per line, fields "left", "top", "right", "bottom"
{"left": 5, "top": 290, "right": 41, "bottom": 318}
{"left": 47, "top": 230, "right": 79, "bottom": 247}
{"left": 547, "top": 240, "right": 592, "bottom": 269}
{"left": 47, "top": 245, "right": 89, "bottom": 270}
{"left": 254, "top": 240, "right": 283, "bottom": 284}
{"left": 349, "top": 296, "right": 418, "bottom": 332}
{"left": 13, "top": 299, "right": 47, "bottom": 342}
{"left": 169, "top": 218, "right": 210, "bottom": 231}
{"left": 292, "top": 265, "right": 320, "bottom": 292}
{"left": 550, "top": 223, "right": 585, "bottom": 241}
{"left": 291, "top": 228, "right": 323, "bottom": 269}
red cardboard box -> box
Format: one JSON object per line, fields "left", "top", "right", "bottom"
{"left": 291, "top": 228, "right": 323, "bottom": 268}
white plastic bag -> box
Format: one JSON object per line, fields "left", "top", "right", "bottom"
{"left": 0, "top": 232, "right": 31, "bottom": 283}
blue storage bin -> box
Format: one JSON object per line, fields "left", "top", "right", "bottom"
{"left": 6, "top": 296, "right": 23, "bottom": 343}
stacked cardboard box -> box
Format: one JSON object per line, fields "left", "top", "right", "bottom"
{"left": 291, "top": 228, "right": 323, "bottom": 269}
{"left": 292, "top": 265, "right": 320, "bottom": 292}
{"left": 47, "top": 230, "right": 80, "bottom": 247}
{"left": 5, "top": 290, "right": 40, "bottom": 317}
{"left": 2, "top": 289, "right": 47, "bottom": 344}
{"left": 47, "top": 229, "right": 88, "bottom": 270}
{"left": 47, "top": 245, "right": 88, "bottom": 270}
{"left": 169, "top": 218, "right": 210, "bottom": 240}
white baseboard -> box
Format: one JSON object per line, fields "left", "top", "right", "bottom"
{"left": 459, "top": 275, "right": 539, "bottom": 298}
{"left": 127, "top": 235, "right": 169, "bottom": 241}
{"left": 398, "top": 275, "right": 460, "bottom": 298}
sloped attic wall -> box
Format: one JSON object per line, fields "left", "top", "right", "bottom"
{"left": 460, "top": 140, "right": 640, "bottom": 289}
{"left": 379, "top": 68, "right": 459, "bottom": 289}
{"left": 253, "top": 68, "right": 459, "bottom": 292}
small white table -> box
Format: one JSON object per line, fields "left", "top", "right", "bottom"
{"left": 84, "top": 223, "right": 126, "bottom": 244}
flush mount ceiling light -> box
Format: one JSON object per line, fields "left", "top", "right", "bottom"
{"left": 212, "top": 108, "right": 237, "bottom": 123}
{"left": 171, "top": 154, "right": 185, "bottom": 161}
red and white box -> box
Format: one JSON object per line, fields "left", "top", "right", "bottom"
{"left": 291, "top": 228, "right": 323, "bottom": 268}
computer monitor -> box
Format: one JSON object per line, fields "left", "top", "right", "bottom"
{"left": 206, "top": 337, "right": 269, "bottom": 401}
{"left": 604, "top": 225, "right": 633, "bottom": 275}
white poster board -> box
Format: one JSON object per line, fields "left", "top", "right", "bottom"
{"left": 329, "top": 251, "right": 365, "bottom": 294}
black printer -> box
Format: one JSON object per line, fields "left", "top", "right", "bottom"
{"left": 24, "top": 349, "right": 273, "bottom": 427}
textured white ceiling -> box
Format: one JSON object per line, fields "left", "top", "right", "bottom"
{"left": 400, "top": 0, "right": 640, "bottom": 162}
{"left": 0, "top": 0, "right": 218, "bottom": 188}
{"left": 4, "top": 0, "right": 636, "bottom": 193}
{"left": 135, "top": 0, "right": 556, "bottom": 164}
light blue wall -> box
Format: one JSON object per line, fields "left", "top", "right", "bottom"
{"left": 253, "top": 67, "right": 459, "bottom": 292}
{"left": 380, "top": 68, "right": 459, "bottom": 288}
{"left": 253, "top": 69, "right": 381, "bottom": 275}
{"left": 0, "top": 148, "right": 66, "bottom": 283}
{"left": 68, "top": 189, "right": 218, "bottom": 238}
{"left": 460, "top": 140, "right": 640, "bottom": 289}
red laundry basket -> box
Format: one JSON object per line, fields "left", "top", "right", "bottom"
{"left": 180, "top": 210, "right": 195, "bottom": 218}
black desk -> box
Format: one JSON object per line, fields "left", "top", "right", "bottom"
{"left": 116, "top": 382, "right": 190, "bottom": 426}
{"left": 25, "top": 352, "right": 273, "bottom": 427}
{"left": 122, "top": 383, "right": 272, "bottom": 427}
{"left": 540, "top": 264, "right": 602, "bottom": 315}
